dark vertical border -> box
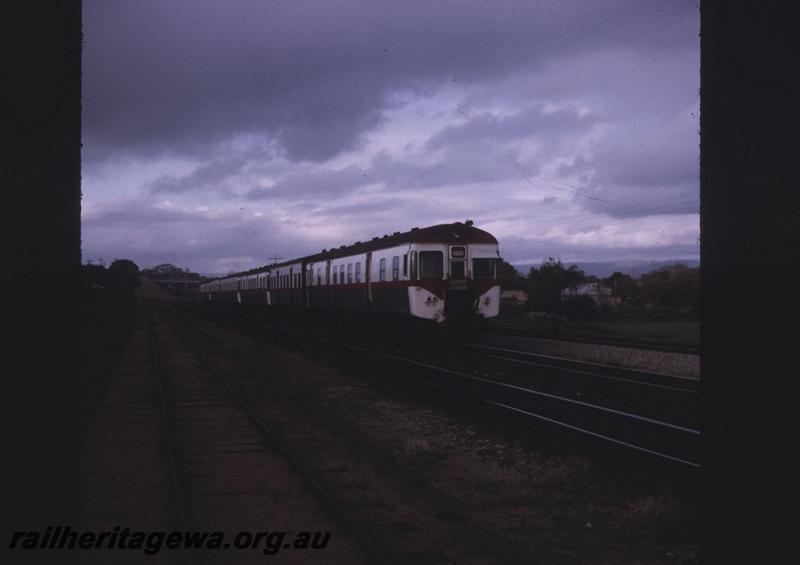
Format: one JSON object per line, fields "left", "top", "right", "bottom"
{"left": 2, "top": 2, "right": 81, "bottom": 563}
{"left": 701, "top": 1, "right": 797, "bottom": 562}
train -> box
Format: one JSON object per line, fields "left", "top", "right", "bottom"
{"left": 199, "top": 221, "right": 501, "bottom": 329}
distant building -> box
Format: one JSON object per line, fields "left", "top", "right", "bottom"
{"left": 561, "top": 282, "right": 621, "bottom": 306}
{"left": 501, "top": 289, "right": 529, "bottom": 305}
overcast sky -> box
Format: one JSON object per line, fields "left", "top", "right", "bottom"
{"left": 82, "top": 0, "right": 699, "bottom": 275}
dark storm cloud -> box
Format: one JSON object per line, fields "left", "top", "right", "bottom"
{"left": 246, "top": 165, "right": 369, "bottom": 200}
{"left": 150, "top": 98, "right": 599, "bottom": 204}
{"left": 319, "top": 197, "right": 411, "bottom": 218}
{"left": 148, "top": 153, "right": 255, "bottom": 195}
{"left": 83, "top": 1, "right": 699, "bottom": 271}
{"left": 83, "top": 0, "right": 698, "bottom": 164}
{"left": 558, "top": 106, "right": 700, "bottom": 218}
{"left": 427, "top": 102, "right": 598, "bottom": 150}
{"left": 366, "top": 149, "right": 517, "bottom": 190}
{"left": 82, "top": 198, "right": 293, "bottom": 272}
{"left": 82, "top": 200, "right": 209, "bottom": 227}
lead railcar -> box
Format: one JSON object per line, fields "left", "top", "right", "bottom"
{"left": 200, "top": 221, "right": 502, "bottom": 327}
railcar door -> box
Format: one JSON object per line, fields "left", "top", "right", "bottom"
{"left": 449, "top": 245, "right": 467, "bottom": 284}
{"left": 365, "top": 252, "right": 373, "bottom": 310}
{"left": 325, "top": 260, "right": 331, "bottom": 308}
{"left": 447, "top": 245, "right": 470, "bottom": 318}
{"left": 303, "top": 262, "right": 309, "bottom": 308}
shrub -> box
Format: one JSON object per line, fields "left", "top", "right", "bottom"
{"left": 562, "top": 295, "right": 597, "bottom": 320}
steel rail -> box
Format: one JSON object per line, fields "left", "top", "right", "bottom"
{"left": 467, "top": 343, "right": 699, "bottom": 382}
{"left": 463, "top": 344, "right": 699, "bottom": 394}
{"left": 378, "top": 370, "right": 700, "bottom": 468}
{"left": 315, "top": 337, "right": 699, "bottom": 435}
{"left": 164, "top": 314, "right": 395, "bottom": 565}
{"left": 143, "top": 305, "right": 193, "bottom": 565}
{"left": 190, "top": 308, "right": 700, "bottom": 468}
{"left": 484, "top": 327, "right": 700, "bottom": 355}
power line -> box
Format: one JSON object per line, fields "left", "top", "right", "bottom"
{"left": 506, "top": 152, "right": 610, "bottom": 203}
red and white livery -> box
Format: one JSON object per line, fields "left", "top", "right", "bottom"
{"left": 200, "top": 221, "right": 502, "bottom": 324}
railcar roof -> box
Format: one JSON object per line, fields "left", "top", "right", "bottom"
{"left": 208, "top": 222, "right": 497, "bottom": 281}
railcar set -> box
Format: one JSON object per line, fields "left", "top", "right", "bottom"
{"left": 199, "top": 221, "right": 502, "bottom": 327}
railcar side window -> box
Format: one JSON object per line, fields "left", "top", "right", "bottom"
{"left": 355, "top": 262, "right": 361, "bottom": 283}
{"left": 347, "top": 263, "right": 353, "bottom": 284}
{"left": 419, "top": 251, "right": 443, "bottom": 279}
{"left": 410, "top": 251, "right": 417, "bottom": 279}
{"left": 379, "top": 258, "right": 386, "bottom": 281}
{"left": 392, "top": 256, "right": 400, "bottom": 281}
{"left": 473, "top": 258, "right": 497, "bottom": 279}
{"left": 403, "top": 254, "right": 408, "bottom": 276}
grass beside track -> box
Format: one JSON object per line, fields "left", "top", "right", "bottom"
{"left": 488, "top": 312, "right": 699, "bottom": 347}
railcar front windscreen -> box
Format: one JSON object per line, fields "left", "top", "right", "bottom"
{"left": 473, "top": 258, "right": 497, "bottom": 279}
{"left": 419, "top": 251, "right": 444, "bottom": 279}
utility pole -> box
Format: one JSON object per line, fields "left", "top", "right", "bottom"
{"left": 268, "top": 255, "right": 283, "bottom": 265}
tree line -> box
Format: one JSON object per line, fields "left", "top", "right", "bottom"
{"left": 139, "top": 263, "right": 205, "bottom": 281}
{"left": 82, "top": 258, "right": 141, "bottom": 301}
{"left": 82, "top": 261, "right": 207, "bottom": 304}
{"left": 498, "top": 258, "right": 699, "bottom": 319}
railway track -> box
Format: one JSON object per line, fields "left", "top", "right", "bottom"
{"left": 461, "top": 343, "right": 699, "bottom": 393}
{"left": 143, "top": 305, "right": 383, "bottom": 564}
{"left": 484, "top": 326, "right": 700, "bottom": 355}
{"left": 181, "top": 306, "right": 700, "bottom": 469}
{"left": 146, "top": 302, "right": 520, "bottom": 564}
{"left": 313, "top": 338, "right": 700, "bottom": 468}
{"left": 446, "top": 342, "right": 699, "bottom": 430}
